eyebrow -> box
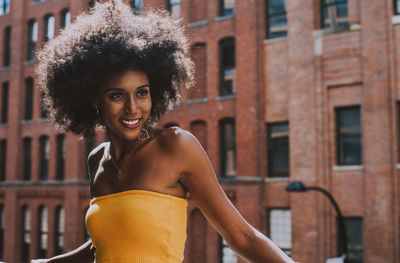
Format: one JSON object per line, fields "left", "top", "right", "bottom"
{"left": 104, "top": 84, "right": 150, "bottom": 92}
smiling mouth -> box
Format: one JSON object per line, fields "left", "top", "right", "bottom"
{"left": 119, "top": 118, "right": 141, "bottom": 128}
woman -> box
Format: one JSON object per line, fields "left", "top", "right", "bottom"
{"left": 32, "top": 1, "right": 295, "bottom": 262}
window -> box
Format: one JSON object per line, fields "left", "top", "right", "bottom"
{"left": 24, "top": 78, "right": 34, "bottom": 121}
{"left": 268, "top": 209, "right": 291, "bottom": 256}
{"left": 0, "top": 0, "right": 9, "bottom": 16}
{"left": 130, "top": 0, "right": 143, "bottom": 12}
{"left": 338, "top": 218, "right": 363, "bottom": 263}
{"left": 266, "top": 0, "right": 287, "bottom": 39}
{"left": 395, "top": 0, "right": 400, "bottom": 15}
{"left": 1, "top": 82, "right": 8, "bottom": 124}
{"left": 267, "top": 122, "right": 289, "bottom": 177}
{"left": 56, "top": 134, "right": 65, "bottom": 180}
{"left": 21, "top": 205, "right": 31, "bottom": 263}
{"left": 321, "top": 0, "right": 349, "bottom": 29}
{"left": 39, "top": 136, "right": 50, "bottom": 180}
{"left": 44, "top": 15, "right": 55, "bottom": 42}
{"left": 85, "top": 135, "right": 96, "bottom": 180}
{"left": 164, "top": 123, "right": 179, "bottom": 128}
{"left": 3, "top": 26, "right": 11, "bottom": 67}
{"left": 34, "top": 0, "right": 47, "bottom": 2}
{"left": 0, "top": 205, "right": 3, "bottom": 260}
{"left": 55, "top": 206, "right": 64, "bottom": 255}
{"left": 40, "top": 90, "right": 49, "bottom": 119}
{"left": 27, "top": 19, "right": 38, "bottom": 61}
{"left": 60, "top": 9, "right": 71, "bottom": 28}
{"left": 37, "top": 206, "right": 48, "bottom": 259}
{"left": 0, "top": 140, "right": 6, "bottom": 181}
{"left": 219, "top": 235, "right": 237, "bottom": 263}
{"left": 219, "top": 118, "right": 236, "bottom": 177}
{"left": 166, "top": 0, "right": 181, "bottom": 19}
{"left": 219, "top": 38, "right": 235, "bottom": 96}
{"left": 336, "top": 107, "right": 362, "bottom": 165}
{"left": 190, "top": 43, "right": 207, "bottom": 99}
{"left": 219, "top": 0, "right": 234, "bottom": 16}
{"left": 22, "top": 138, "right": 32, "bottom": 181}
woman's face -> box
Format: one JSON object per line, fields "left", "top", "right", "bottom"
{"left": 98, "top": 70, "right": 152, "bottom": 141}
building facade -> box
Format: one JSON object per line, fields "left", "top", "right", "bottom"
{"left": 0, "top": 0, "right": 399, "bottom": 262}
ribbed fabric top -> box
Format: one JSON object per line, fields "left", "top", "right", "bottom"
{"left": 85, "top": 190, "right": 188, "bottom": 263}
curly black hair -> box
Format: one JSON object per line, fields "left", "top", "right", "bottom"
{"left": 36, "top": 1, "right": 194, "bottom": 137}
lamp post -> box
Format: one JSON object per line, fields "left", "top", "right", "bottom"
{"left": 286, "top": 181, "right": 348, "bottom": 261}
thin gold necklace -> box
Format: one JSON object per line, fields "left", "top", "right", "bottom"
{"left": 107, "top": 130, "right": 150, "bottom": 178}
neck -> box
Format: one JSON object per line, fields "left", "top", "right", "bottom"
{"left": 107, "top": 129, "right": 152, "bottom": 161}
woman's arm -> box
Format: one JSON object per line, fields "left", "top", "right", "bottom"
{"left": 31, "top": 240, "right": 95, "bottom": 263}
{"left": 172, "top": 128, "right": 295, "bottom": 263}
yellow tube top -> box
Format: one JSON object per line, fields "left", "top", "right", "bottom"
{"left": 85, "top": 190, "right": 188, "bottom": 263}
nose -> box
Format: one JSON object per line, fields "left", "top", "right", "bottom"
{"left": 124, "top": 95, "right": 137, "bottom": 113}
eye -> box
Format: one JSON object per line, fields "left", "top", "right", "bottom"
{"left": 108, "top": 92, "right": 124, "bottom": 100}
{"left": 137, "top": 89, "right": 149, "bottom": 97}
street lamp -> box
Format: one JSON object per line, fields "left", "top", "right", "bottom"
{"left": 286, "top": 181, "right": 348, "bottom": 262}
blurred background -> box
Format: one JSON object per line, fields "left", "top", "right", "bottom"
{"left": 0, "top": 0, "right": 399, "bottom": 262}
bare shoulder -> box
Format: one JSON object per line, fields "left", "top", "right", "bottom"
{"left": 87, "top": 141, "right": 108, "bottom": 172}
{"left": 158, "top": 126, "right": 201, "bottom": 153}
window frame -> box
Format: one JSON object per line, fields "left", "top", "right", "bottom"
{"left": 39, "top": 136, "right": 50, "bottom": 180}
{"left": 37, "top": 206, "right": 48, "bottom": 259}
{"left": 21, "top": 205, "right": 31, "bottom": 263}
{"left": 1, "top": 82, "right": 9, "bottom": 124}
{"left": 265, "top": 0, "right": 288, "bottom": 39}
{"left": 56, "top": 134, "right": 65, "bottom": 180}
{"left": 320, "top": 0, "right": 349, "bottom": 30}
{"left": 219, "top": 118, "right": 236, "bottom": 177}
{"left": 267, "top": 122, "right": 289, "bottom": 178}
{"left": 0, "top": 140, "right": 6, "bottom": 181}
{"left": 267, "top": 208, "right": 292, "bottom": 256}
{"left": 219, "top": 37, "right": 235, "bottom": 96}
{"left": 24, "top": 78, "right": 34, "bottom": 121}
{"left": 60, "top": 9, "right": 71, "bottom": 29}
{"left": 395, "top": 0, "right": 400, "bottom": 15}
{"left": 54, "top": 206, "right": 65, "bottom": 255}
{"left": 22, "top": 137, "right": 32, "bottom": 181}
{"left": 27, "top": 19, "right": 38, "bottom": 62}
{"left": 335, "top": 106, "right": 362, "bottom": 166}
{"left": 219, "top": 0, "right": 235, "bottom": 17}
{"left": 0, "top": 0, "right": 10, "bottom": 16}
{"left": 3, "top": 26, "right": 11, "bottom": 67}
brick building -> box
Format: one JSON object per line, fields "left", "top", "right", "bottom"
{"left": 0, "top": 0, "right": 399, "bottom": 262}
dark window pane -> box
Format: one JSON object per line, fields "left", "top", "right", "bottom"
{"left": 3, "top": 26, "right": 11, "bottom": 67}
{"left": 219, "top": 38, "right": 235, "bottom": 96}
{"left": 219, "top": 0, "right": 235, "bottom": 16}
{"left": 0, "top": 0, "right": 10, "bottom": 16}
{"left": 219, "top": 118, "right": 236, "bottom": 177}
{"left": 338, "top": 218, "right": 363, "bottom": 263}
{"left": 1, "top": 82, "right": 8, "bottom": 124}
{"left": 37, "top": 206, "right": 48, "bottom": 258}
{"left": 266, "top": 0, "right": 287, "bottom": 39}
{"left": 24, "top": 78, "right": 34, "bottom": 120}
{"left": 22, "top": 138, "right": 31, "bottom": 181}
{"left": 39, "top": 136, "right": 50, "bottom": 180}
{"left": 60, "top": 9, "right": 71, "bottom": 28}
{"left": 396, "top": 0, "right": 400, "bottom": 15}
{"left": 131, "top": 0, "right": 143, "bottom": 12}
{"left": 56, "top": 135, "right": 65, "bottom": 180}
{"left": 269, "top": 0, "right": 286, "bottom": 15}
{"left": 336, "top": 107, "right": 362, "bottom": 165}
{"left": 54, "top": 207, "right": 64, "bottom": 255}
{"left": 0, "top": 140, "right": 6, "bottom": 181}
{"left": 267, "top": 123, "right": 289, "bottom": 177}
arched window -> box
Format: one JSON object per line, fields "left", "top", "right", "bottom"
{"left": 39, "top": 136, "right": 50, "bottom": 180}
{"left": 219, "top": 38, "right": 235, "bottom": 96}
{"left": 189, "top": 120, "right": 207, "bottom": 151}
{"left": 219, "top": 118, "right": 236, "bottom": 177}
{"left": 1, "top": 82, "right": 8, "bottom": 124}
{"left": 37, "top": 206, "right": 48, "bottom": 258}
{"left": 27, "top": 19, "right": 38, "bottom": 61}
{"left": 21, "top": 205, "right": 30, "bottom": 262}
{"left": 22, "top": 137, "right": 32, "bottom": 181}
{"left": 60, "top": 9, "right": 71, "bottom": 28}
{"left": 56, "top": 134, "right": 66, "bottom": 180}
{"left": 54, "top": 206, "right": 65, "bottom": 255}
{"left": 43, "top": 14, "right": 55, "bottom": 42}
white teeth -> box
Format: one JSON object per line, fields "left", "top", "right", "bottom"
{"left": 121, "top": 119, "right": 140, "bottom": 125}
